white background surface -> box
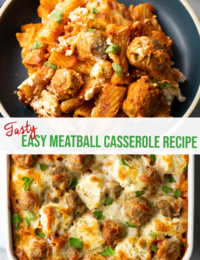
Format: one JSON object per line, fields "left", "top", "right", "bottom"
{"left": 1, "top": 118, "right": 200, "bottom": 154}
{"left": 0, "top": 0, "right": 200, "bottom": 259}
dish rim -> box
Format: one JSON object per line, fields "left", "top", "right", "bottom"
{"left": 4, "top": 154, "right": 195, "bottom": 260}
{"left": 0, "top": 0, "right": 200, "bottom": 118}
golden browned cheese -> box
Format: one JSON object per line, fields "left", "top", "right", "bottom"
{"left": 86, "top": 255, "right": 107, "bottom": 260}
{"left": 102, "top": 220, "right": 123, "bottom": 246}
{"left": 122, "top": 77, "right": 162, "bottom": 117}
{"left": 86, "top": 0, "right": 132, "bottom": 29}
{"left": 51, "top": 233, "right": 69, "bottom": 251}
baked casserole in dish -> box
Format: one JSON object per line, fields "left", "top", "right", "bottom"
{"left": 8, "top": 154, "right": 191, "bottom": 260}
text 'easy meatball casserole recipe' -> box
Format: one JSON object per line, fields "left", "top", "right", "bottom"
{"left": 10, "top": 154, "right": 189, "bottom": 260}
{"left": 15, "top": 0, "right": 186, "bottom": 117}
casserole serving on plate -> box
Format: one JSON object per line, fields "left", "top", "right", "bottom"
{"left": 5, "top": 154, "right": 194, "bottom": 260}
{"left": 13, "top": 0, "right": 187, "bottom": 118}
{"left": 0, "top": 0, "right": 200, "bottom": 117}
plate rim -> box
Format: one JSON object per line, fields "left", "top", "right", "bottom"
{"left": 0, "top": 0, "right": 200, "bottom": 118}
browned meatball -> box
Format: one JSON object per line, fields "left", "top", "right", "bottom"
{"left": 15, "top": 248, "right": 29, "bottom": 260}
{"left": 76, "top": 31, "right": 108, "bottom": 61}
{"left": 48, "top": 161, "right": 72, "bottom": 190}
{"left": 127, "top": 36, "right": 171, "bottom": 75}
{"left": 106, "top": 181, "right": 123, "bottom": 199}
{"left": 102, "top": 220, "right": 123, "bottom": 246}
{"left": 157, "top": 196, "right": 181, "bottom": 218}
{"left": 29, "top": 240, "right": 50, "bottom": 260}
{"left": 18, "top": 191, "right": 39, "bottom": 211}
{"left": 124, "top": 197, "right": 152, "bottom": 226}
{"left": 68, "top": 155, "right": 93, "bottom": 173}
{"left": 152, "top": 238, "right": 181, "bottom": 260}
{"left": 117, "top": 155, "right": 141, "bottom": 161}
{"left": 47, "top": 69, "right": 83, "bottom": 100}
{"left": 23, "top": 49, "right": 47, "bottom": 68}
{"left": 138, "top": 167, "right": 162, "bottom": 194}
{"left": 12, "top": 155, "right": 38, "bottom": 169}
{"left": 61, "top": 190, "right": 86, "bottom": 215}
{"left": 150, "top": 31, "right": 173, "bottom": 56}
{"left": 122, "top": 76, "right": 162, "bottom": 117}
{"left": 45, "top": 186, "right": 64, "bottom": 203}
{"left": 30, "top": 248, "right": 46, "bottom": 260}
{"left": 66, "top": 247, "right": 82, "bottom": 260}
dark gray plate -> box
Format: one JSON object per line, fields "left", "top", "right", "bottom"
{"left": 0, "top": 0, "right": 200, "bottom": 117}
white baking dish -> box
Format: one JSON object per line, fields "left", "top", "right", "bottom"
{"left": 4, "top": 155, "right": 195, "bottom": 260}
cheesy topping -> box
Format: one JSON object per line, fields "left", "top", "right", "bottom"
{"left": 10, "top": 154, "right": 188, "bottom": 260}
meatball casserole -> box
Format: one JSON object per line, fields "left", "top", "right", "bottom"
{"left": 15, "top": 0, "right": 186, "bottom": 117}
{"left": 10, "top": 154, "right": 189, "bottom": 260}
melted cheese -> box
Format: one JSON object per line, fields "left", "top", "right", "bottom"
{"left": 69, "top": 7, "right": 88, "bottom": 22}
{"left": 156, "top": 155, "right": 188, "bottom": 175}
{"left": 76, "top": 174, "right": 106, "bottom": 210}
{"left": 86, "top": 0, "right": 130, "bottom": 26}
{"left": 31, "top": 90, "right": 62, "bottom": 117}
{"left": 90, "top": 60, "right": 113, "bottom": 79}
{"left": 40, "top": 203, "right": 73, "bottom": 236}
{"left": 69, "top": 213, "right": 104, "bottom": 251}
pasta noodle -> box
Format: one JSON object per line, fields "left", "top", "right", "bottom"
{"left": 129, "top": 3, "right": 162, "bottom": 35}
{"left": 60, "top": 95, "right": 84, "bottom": 113}
{"left": 16, "top": 23, "right": 43, "bottom": 48}
{"left": 107, "top": 24, "right": 131, "bottom": 85}
{"left": 37, "top": 5, "right": 50, "bottom": 24}
{"left": 92, "top": 83, "right": 127, "bottom": 117}
{"left": 73, "top": 100, "right": 95, "bottom": 117}
{"left": 37, "top": 0, "right": 86, "bottom": 44}
{"left": 49, "top": 50, "right": 78, "bottom": 68}
{"left": 40, "top": 0, "right": 59, "bottom": 11}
